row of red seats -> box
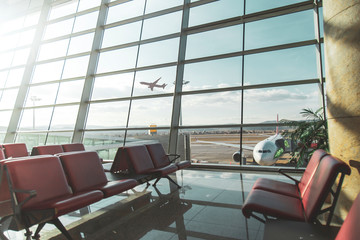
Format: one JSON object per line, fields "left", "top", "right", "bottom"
{"left": 0, "top": 150, "right": 137, "bottom": 240}
{"left": 0, "top": 143, "right": 85, "bottom": 160}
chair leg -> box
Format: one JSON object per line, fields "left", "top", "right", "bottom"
{"left": 50, "top": 218, "right": 73, "bottom": 240}
{"left": 153, "top": 177, "right": 161, "bottom": 186}
{"left": 165, "top": 176, "right": 181, "bottom": 188}
{"left": 32, "top": 222, "right": 46, "bottom": 239}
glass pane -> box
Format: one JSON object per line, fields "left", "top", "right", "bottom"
{"left": 183, "top": 57, "right": 242, "bottom": 90}
{"left": 0, "top": 89, "right": 18, "bottom": 109}
{"left": 17, "top": 29, "right": 36, "bottom": 47}
{"left": 0, "top": 33, "right": 19, "bottom": 51}
{"left": 138, "top": 38, "right": 179, "bottom": 67}
{"left": 245, "top": 10, "right": 315, "bottom": 50}
{"left": 102, "top": 22, "right": 142, "bottom": 48}
{"left": 43, "top": 18, "right": 75, "bottom": 40}
{"left": 68, "top": 33, "right": 94, "bottom": 55}
{"left": 62, "top": 55, "right": 90, "bottom": 79}
{"left": 25, "top": 84, "right": 58, "bottom": 107}
{"left": 97, "top": 47, "right": 138, "bottom": 73}
{"left": 182, "top": 91, "right": 241, "bottom": 125}
{"left": 244, "top": 46, "right": 317, "bottom": 85}
{"left": 5, "top": 68, "right": 24, "bottom": 87}
{"left": 15, "top": 133, "right": 47, "bottom": 150}
{"left": 83, "top": 130, "right": 125, "bottom": 160}
{"left": 86, "top": 101, "right": 130, "bottom": 129}
{"left": 125, "top": 130, "right": 170, "bottom": 147}
{"left": 189, "top": 0, "right": 244, "bottom": 27}
{"left": 78, "top": 0, "right": 101, "bottom": 11}
{"left": 49, "top": 1, "right": 78, "bottom": 20}
{"left": 56, "top": 80, "right": 84, "bottom": 104}
{"left": 92, "top": 73, "right": 134, "bottom": 100}
{"left": 186, "top": 25, "right": 243, "bottom": 59}
{"left": 145, "top": 0, "right": 181, "bottom": 13}
{"left": 128, "top": 97, "right": 173, "bottom": 127}
{"left": 24, "top": 11, "right": 41, "bottom": 27}
{"left": 11, "top": 48, "right": 30, "bottom": 67}
{"left": 106, "top": 0, "right": 146, "bottom": 24}
{"left": 0, "top": 111, "right": 11, "bottom": 132}
{"left": 18, "top": 107, "right": 53, "bottom": 131}
{"left": 32, "top": 60, "right": 64, "bottom": 83}
{"left": 38, "top": 39, "right": 70, "bottom": 61}
{"left": 46, "top": 132, "right": 73, "bottom": 145}
{"left": 133, "top": 66, "right": 176, "bottom": 96}
{"left": 142, "top": 11, "right": 182, "bottom": 40}
{"left": 246, "top": 0, "right": 303, "bottom": 14}
{"left": 50, "top": 105, "right": 79, "bottom": 130}
{"left": 73, "top": 11, "right": 98, "bottom": 33}
{"left": 243, "top": 84, "right": 322, "bottom": 124}
{"left": 0, "top": 52, "right": 13, "bottom": 70}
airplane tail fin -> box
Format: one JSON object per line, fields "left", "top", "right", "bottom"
{"left": 162, "top": 84, "right": 167, "bottom": 89}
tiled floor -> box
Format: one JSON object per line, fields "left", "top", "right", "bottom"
{"left": 3, "top": 169, "right": 300, "bottom": 240}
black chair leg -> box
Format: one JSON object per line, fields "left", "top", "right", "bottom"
{"left": 32, "top": 222, "right": 46, "bottom": 239}
{"left": 165, "top": 176, "right": 181, "bottom": 188}
{"left": 153, "top": 178, "right": 161, "bottom": 186}
{"left": 50, "top": 218, "right": 73, "bottom": 240}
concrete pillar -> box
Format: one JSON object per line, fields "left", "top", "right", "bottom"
{"left": 323, "top": 0, "right": 360, "bottom": 220}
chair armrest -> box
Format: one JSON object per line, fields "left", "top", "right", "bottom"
{"left": 278, "top": 169, "right": 300, "bottom": 185}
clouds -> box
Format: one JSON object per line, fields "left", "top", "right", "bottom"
{"left": 245, "top": 88, "right": 311, "bottom": 102}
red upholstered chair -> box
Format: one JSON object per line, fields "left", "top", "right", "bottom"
{"left": 61, "top": 143, "right": 85, "bottom": 152}
{"left": 58, "top": 151, "right": 137, "bottom": 198}
{"left": 0, "top": 160, "right": 12, "bottom": 238}
{"left": 0, "top": 147, "right": 5, "bottom": 160}
{"left": 4, "top": 155, "right": 104, "bottom": 239}
{"left": 2, "top": 143, "right": 29, "bottom": 158}
{"left": 125, "top": 145, "right": 179, "bottom": 187}
{"left": 335, "top": 193, "right": 360, "bottom": 240}
{"left": 146, "top": 143, "right": 191, "bottom": 170}
{"left": 103, "top": 147, "right": 131, "bottom": 173}
{"left": 242, "top": 154, "right": 351, "bottom": 225}
{"left": 31, "top": 145, "right": 64, "bottom": 155}
{"left": 252, "top": 149, "right": 328, "bottom": 198}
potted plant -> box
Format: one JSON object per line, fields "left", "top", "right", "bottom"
{"left": 281, "top": 107, "right": 329, "bottom": 167}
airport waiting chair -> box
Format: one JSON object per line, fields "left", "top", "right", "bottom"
{"left": 252, "top": 149, "right": 328, "bottom": 198}
{"left": 335, "top": 192, "right": 360, "bottom": 240}
{"left": 31, "top": 144, "right": 64, "bottom": 156}
{"left": 0, "top": 160, "right": 13, "bottom": 239}
{"left": 242, "top": 154, "right": 351, "bottom": 225}
{"left": 145, "top": 143, "right": 191, "bottom": 170}
{"left": 125, "top": 145, "right": 180, "bottom": 187}
{"left": 61, "top": 143, "right": 85, "bottom": 152}
{"left": 2, "top": 143, "right": 29, "bottom": 158}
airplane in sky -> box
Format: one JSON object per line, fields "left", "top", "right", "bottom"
{"left": 195, "top": 116, "right": 287, "bottom": 166}
{"left": 140, "top": 77, "right": 167, "bottom": 91}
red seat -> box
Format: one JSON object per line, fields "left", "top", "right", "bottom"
{"left": 58, "top": 151, "right": 137, "bottom": 198}
{"left": 252, "top": 149, "right": 328, "bottom": 198}
{"left": 61, "top": 143, "right": 85, "bottom": 152}
{"left": 146, "top": 143, "right": 191, "bottom": 170}
{"left": 125, "top": 145, "right": 180, "bottom": 187}
{"left": 242, "top": 154, "right": 351, "bottom": 224}
{"left": 31, "top": 145, "right": 64, "bottom": 155}
{"left": 4, "top": 155, "right": 104, "bottom": 239}
{"left": 2, "top": 143, "right": 29, "bottom": 158}
{"left": 335, "top": 193, "right": 360, "bottom": 240}
{"left": 103, "top": 147, "right": 131, "bottom": 173}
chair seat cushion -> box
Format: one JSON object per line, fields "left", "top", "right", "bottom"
{"left": 242, "top": 189, "right": 305, "bottom": 221}
{"left": 252, "top": 178, "right": 299, "bottom": 198}
{"left": 99, "top": 179, "right": 138, "bottom": 198}
{"left": 176, "top": 161, "right": 191, "bottom": 170}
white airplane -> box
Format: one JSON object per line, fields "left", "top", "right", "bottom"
{"left": 140, "top": 77, "right": 167, "bottom": 91}
{"left": 195, "top": 117, "right": 286, "bottom": 166}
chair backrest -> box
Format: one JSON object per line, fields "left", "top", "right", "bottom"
{"left": 146, "top": 143, "right": 170, "bottom": 169}
{"left": 298, "top": 149, "right": 328, "bottom": 197}
{"left": 4, "top": 155, "right": 72, "bottom": 209}
{"left": 61, "top": 143, "right": 85, "bottom": 152}
{"left": 125, "top": 145, "right": 155, "bottom": 174}
{"left": 111, "top": 147, "right": 131, "bottom": 173}
{"left": 0, "top": 160, "right": 12, "bottom": 218}
{"left": 302, "top": 154, "right": 351, "bottom": 221}
{"left": 31, "top": 145, "right": 64, "bottom": 156}
{"left": 335, "top": 193, "right": 360, "bottom": 240}
{"left": 0, "top": 146, "right": 5, "bottom": 160}
{"left": 58, "top": 151, "right": 108, "bottom": 193}
{"left": 2, "top": 143, "right": 29, "bottom": 158}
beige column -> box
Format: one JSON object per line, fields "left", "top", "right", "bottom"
{"left": 323, "top": 0, "right": 360, "bottom": 220}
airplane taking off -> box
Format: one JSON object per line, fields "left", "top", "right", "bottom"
{"left": 140, "top": 77, "right": 167, "bottom": 91}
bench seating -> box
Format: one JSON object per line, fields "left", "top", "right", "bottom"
{"left": 1, "top": 143, "right": 29, "bottom": 158}
{"left": 252, "top": 149, "right": 328, "bottom": 198}
{"left": 31, "top": 144, "right": 64, "bottom": 156}
{"left": 3, "top": 153, "right": 137, "bottom": 240}
{"left": 242, "top": 154, "right": 351, "bottom": 225}
{"left": 61, "top": 143, "right": 86, "bottom": 152}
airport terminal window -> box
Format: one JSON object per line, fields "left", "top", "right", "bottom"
{"left": 1, "top": 0, "right": 325, "bottom": 169}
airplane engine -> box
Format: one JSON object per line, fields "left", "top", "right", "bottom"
{"left": 232, "top": 151, "right": 241, "bottom": 162}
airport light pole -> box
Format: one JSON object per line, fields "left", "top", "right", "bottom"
{"left": 30, "top": 96, "right": 41, "bottom": 129}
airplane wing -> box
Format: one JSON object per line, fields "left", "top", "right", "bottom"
{"left": 140, "top": 82, "right": 150, "bottom": 86}
{"left": 153, "top": 77, "right": 161, "bottom": 84}
{"left": 195, "top": 140, "right": 254, "bottom": 150}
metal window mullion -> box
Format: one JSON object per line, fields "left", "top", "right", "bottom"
{"left": 169, "top": 0, "right": 190, "bottom": 155}
{"left": 72, "top": 0, "right": 110, "bottom": 143}
{"left": 4, "top": 0, "right": 51, "bottom": 143}
{"left": 240, "top": 0, "right": 247, "bottom": 165}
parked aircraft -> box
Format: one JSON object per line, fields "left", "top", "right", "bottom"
{"left": 140, "top": 77, "right": 167, "bottom": 91}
